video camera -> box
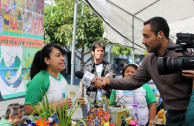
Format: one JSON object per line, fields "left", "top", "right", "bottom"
{"left": 158, "top": 33, "right": 194, "bottom": 75}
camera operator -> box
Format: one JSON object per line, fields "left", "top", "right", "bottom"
{"left": 92, "top": 17, "right": 192, "bottom": 126}
{"left": 84, "top": 42, "right": 116, "bottom": 105}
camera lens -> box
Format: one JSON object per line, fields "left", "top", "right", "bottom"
{"left": 157, "top": 57, "right": 167, "bottom": 75}
{"left": 158, "top": 56, "right": 194, "bottom": 75}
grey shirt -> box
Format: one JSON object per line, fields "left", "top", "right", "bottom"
{"left": 109, "top": 40, "right": 192, "bottom": 111}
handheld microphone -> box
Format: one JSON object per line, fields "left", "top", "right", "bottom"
{"left": 75, "top": 71, "right": 97, "bottom": 97}
{"left": 75, "top": 71, "right": 95, "bottom": 87}
{"left": 75, "top": 71, "right": 84, "bottom": 79}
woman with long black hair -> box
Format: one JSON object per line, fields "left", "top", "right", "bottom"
{"left": 25, "top": 44, "right": 85, "bottom": 114}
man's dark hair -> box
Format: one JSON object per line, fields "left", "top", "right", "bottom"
{"left": 144, "top": 17, "right": 170, "bottom": 39}
{"left": 91, "top": 42, "right": 105, "bottom": 52}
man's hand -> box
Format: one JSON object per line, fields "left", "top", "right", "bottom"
{"left": 182, "top": 70, "right": 194, "bottom": 79}
{"left": 182, "top": 70, "right": 194, "bottom": 89}
{"left": 91, "top": 77, "right": 110, "bottom": 89}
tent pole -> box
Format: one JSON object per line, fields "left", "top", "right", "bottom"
{"left": 131, "top": 0, "right": 159, "bottom": 63}
{"left": 71, "top": 0, "right": 78, "bottom": 85}
{"left": 108, "top": 44, "right": 111, "bottom": 63}
{"left": 51, "top": 0, "right": 54, "bottom": 16}
{"left": 132, "top": 16, "right": 135, "bottom": 63}
{"left": 107, "top": 0, "right": 143, "bottom": 22}
{"left": 134, "top": 0, "right": 160, "bottom": 15}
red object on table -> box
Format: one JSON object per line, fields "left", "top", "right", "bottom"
{"left": 110, "top": 123, "right": 116, "bottom": 126}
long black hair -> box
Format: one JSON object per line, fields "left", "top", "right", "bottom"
{"left": 30, "top": 44, "right": 66, "bottom": 79}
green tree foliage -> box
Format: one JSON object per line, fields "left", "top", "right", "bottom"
{"left": 111, "top": 44, "right": 148, "bottom": 61}
{"left": 111, "top": 45, "right": 131, "bottom": 56}
{"left": 44, "top": 0, "right": 104, "bottom": 71}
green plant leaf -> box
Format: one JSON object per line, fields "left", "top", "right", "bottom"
{"left": 75, "top": 118, "right": 87, "bottom": 126}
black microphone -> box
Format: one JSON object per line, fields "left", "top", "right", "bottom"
{"left": 75, "top": 71, "right": 85, "bottom": 97}
{"left": 75, "top": 71, "right": 84, "bottom": 79}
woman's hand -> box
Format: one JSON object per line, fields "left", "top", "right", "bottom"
{"left": 59, "top": 98, "right": 72, "bottom": 109}
{"left": 78, "top": 97, "right": 85, "bottom": 108}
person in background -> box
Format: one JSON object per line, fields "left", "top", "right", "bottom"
{"left": 25, "top": 44, "right": 85, "bottom": 114}
{"left": 0, "top": 103, "right": 24, "bottom": 126}
{"left": 120, "top": 64, "right": 124, "bottom": 73}
{"left": 84, "top": 42, "right": 116, "bottom": 105}
{"left": 92, "top": 17, "right": 193, "bottom": 126}
{"left": 110, "top": 63, "right": 156, "bottom": 126}
{"left": 182, "top": 70, "right": 194, "bottom": 126}
{"left": 114, "top": 64, "right": 118, "bottom": 73}
{"left": 124, "top": 62, "right": 128, "bottom": 67}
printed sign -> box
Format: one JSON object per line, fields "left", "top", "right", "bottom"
{"left": 0, "top": 0, "right": 44, "bottom": 99}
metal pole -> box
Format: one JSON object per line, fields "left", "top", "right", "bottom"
{"left": 108, "top": 44, "right": 111, "bottom": 63}
{"left": 106, "top": 0, "right": 144, "bottom": 22}
{"left": 71, "top": 0, "right": 78, "bottom": 85}
{"left": 51, "top": 0, "right": 54, "bottom": 16}
{"left": 132, "top": 16, "right": 135, "bottom": 63}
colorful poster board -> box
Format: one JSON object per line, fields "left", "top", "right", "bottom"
{"left": 0, "top": 0, "right": 44, "bottom": 99}
{"left": 86, "top": 108, "right": 111, "bottom": 125}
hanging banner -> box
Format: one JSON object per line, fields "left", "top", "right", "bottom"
{"left": 0, "top": 0, "right": 44, "bottom": 99}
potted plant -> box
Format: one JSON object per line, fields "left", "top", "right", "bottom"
{"left": 22, "top": 94, "right": 86, "bottom": 126}
{"left": 109, "top": 92, "right": 129, "bottom": 125}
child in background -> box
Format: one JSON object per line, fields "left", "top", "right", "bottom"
{"left": 0, "top": 103, "right": 24, "bottom": 126}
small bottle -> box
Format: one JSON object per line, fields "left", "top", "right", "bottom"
{"left": 97, "top": 89, "right": 103, "bottom": 101}
{"left": 121, "top": 117, "right": 126, "bottom": 126}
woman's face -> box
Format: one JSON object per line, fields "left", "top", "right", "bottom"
{"left": 124, "top": 66, "right": 137, "bottom": 77}
{"left": 44, "top": 48, "right": 65, "bottom": 72}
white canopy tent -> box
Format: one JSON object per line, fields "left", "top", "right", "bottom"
{"left": 170, "top": 17, "right": 194, "bottom": 41}
{"left": 71, "top": 0, "right": 194, "bottom": 85}
{"left": 84, "top": 0, "right": 194, "bottom": 50}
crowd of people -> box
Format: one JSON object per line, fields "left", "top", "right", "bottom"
{"left": 0, "top": 16, "right": 194, "bottom": 126}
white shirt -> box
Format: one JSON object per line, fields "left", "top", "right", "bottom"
{"left": 43, "top": 75, "right": 68, "bottom": 104}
